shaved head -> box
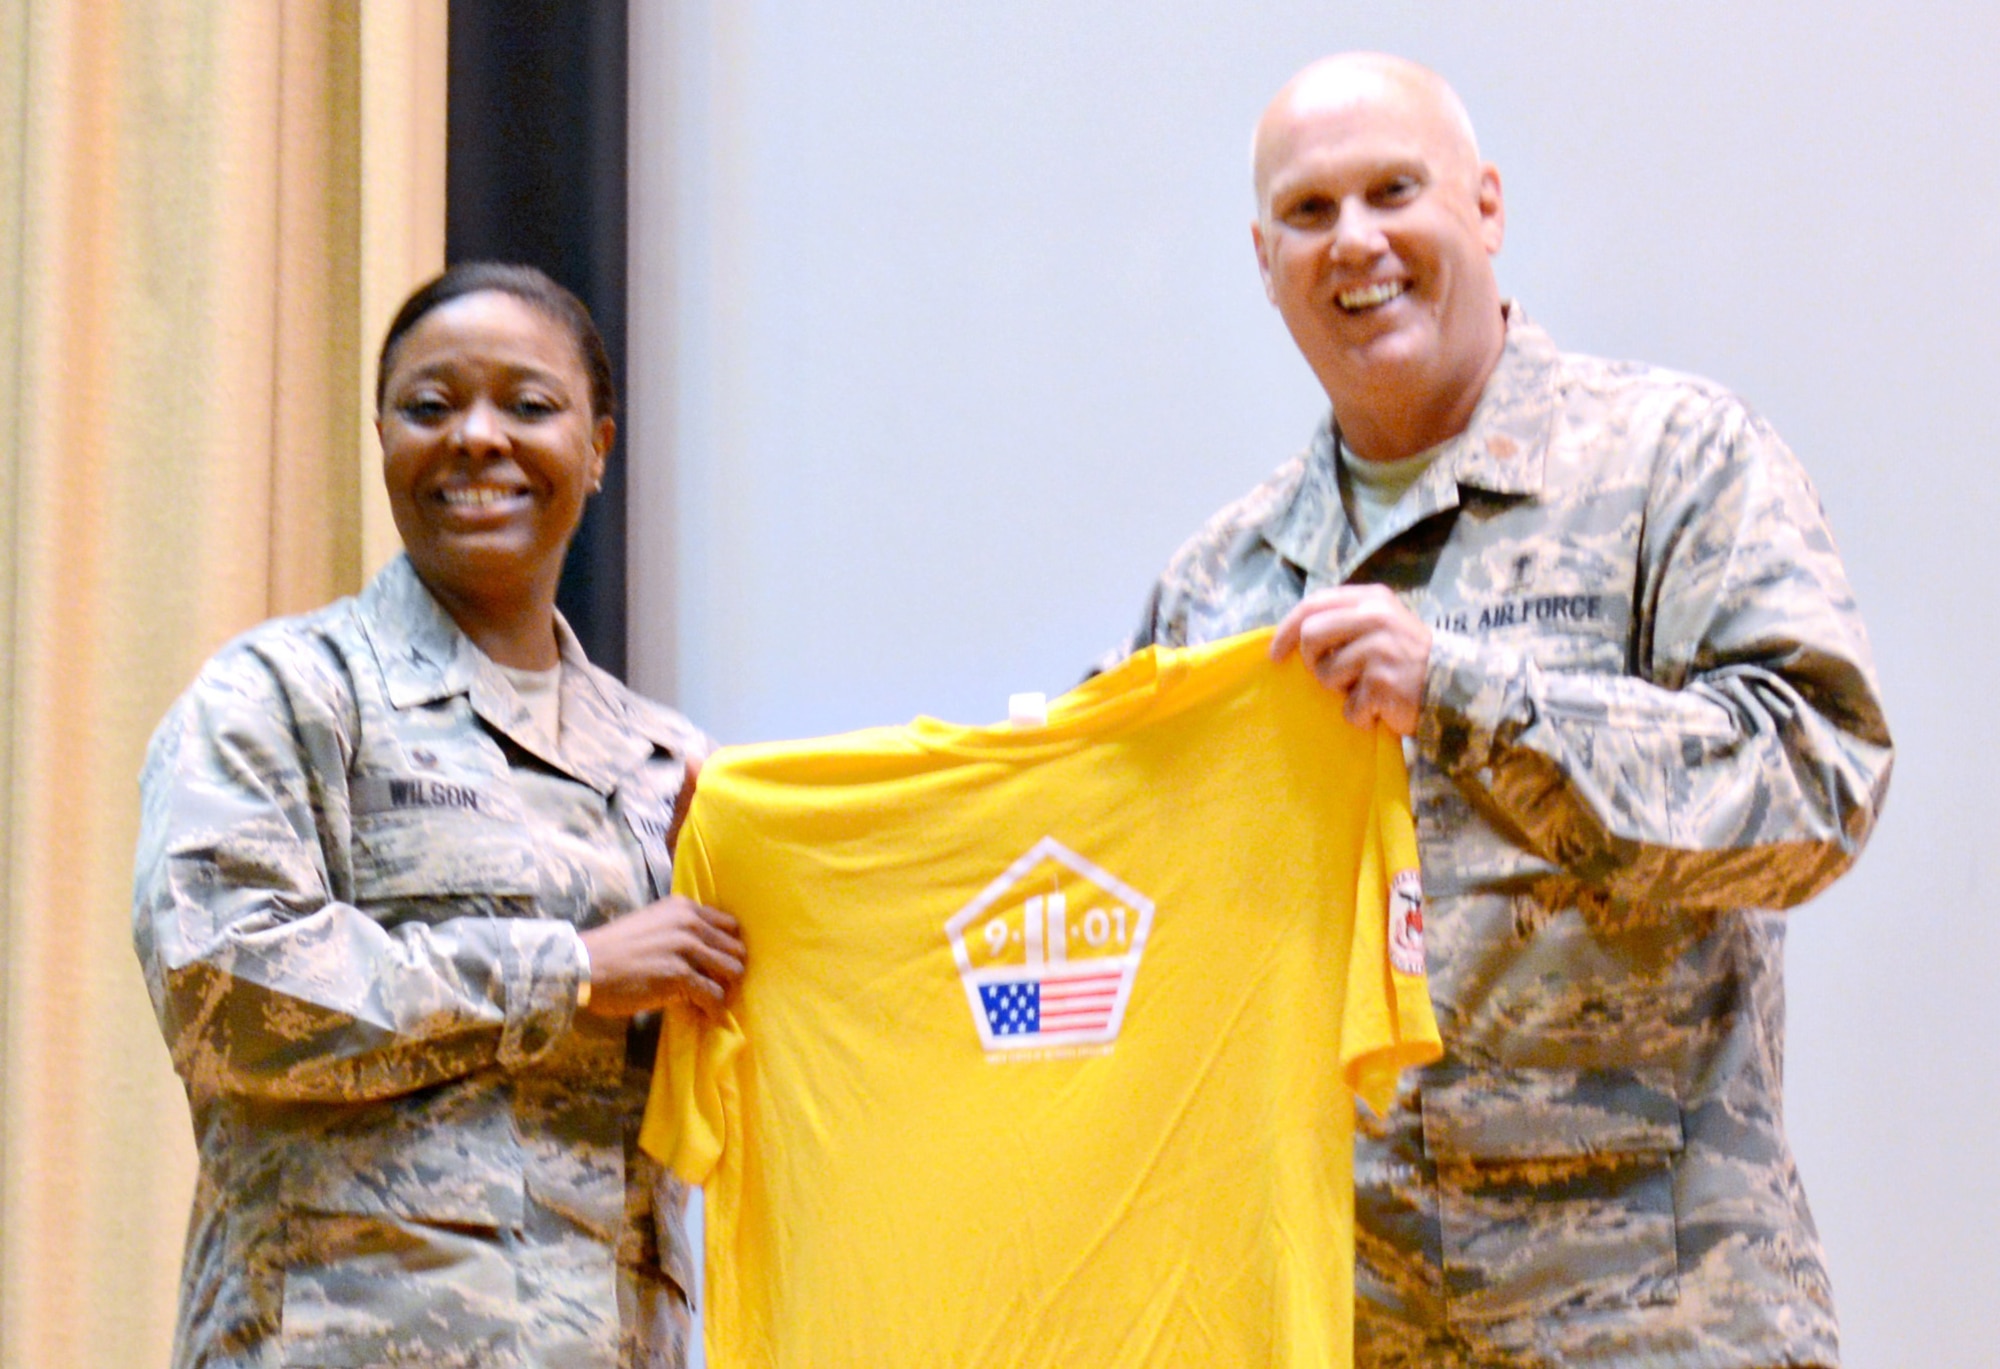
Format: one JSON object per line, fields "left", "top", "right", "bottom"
{"left": 1253, "top": 54, "right": 1482, "bottom": 210}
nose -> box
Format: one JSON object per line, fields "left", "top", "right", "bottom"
{"left": 1329, "top": 198, "right": 1387, "bottom": 264}
{"left": 452, "top": 398, "right": 506, "bottom": 456}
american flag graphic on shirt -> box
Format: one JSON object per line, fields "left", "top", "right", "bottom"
{"left": 978, "top": 966, "right": 1126, "bottom": 1037}
{"left": 946, "top": 838, "right": 1155, "bottom": 1053}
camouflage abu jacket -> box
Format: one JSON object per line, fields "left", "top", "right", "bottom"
{"left": 133, "top": 554, "right": 706, "bottom": 1369}
{"left": 1122, "top": 307, "right": 1892, "bottom": 1369}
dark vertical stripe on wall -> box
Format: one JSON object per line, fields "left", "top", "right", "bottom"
{"left": 447, "top": 1, "right": 629, "bottom": 676}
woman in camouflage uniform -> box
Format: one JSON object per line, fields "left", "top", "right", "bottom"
{"left": 134, "top": 263, "right": 743, "bottom": 1368}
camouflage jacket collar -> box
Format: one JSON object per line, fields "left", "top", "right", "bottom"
{"left": 1264, "top": 303, "right": 1560, "bottom": 585}
{"left": 360, "top": 555, "right": 484, "bottom": 709}
{"left": 357, "top": 554, "right": 660, "bottom": 794}
{"left": 551, "top": 625, "right": 674, "bottom": 796}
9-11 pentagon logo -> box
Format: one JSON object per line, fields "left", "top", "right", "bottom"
{"left": 945, "top": 837, "right": 1154, "bottom": 1054}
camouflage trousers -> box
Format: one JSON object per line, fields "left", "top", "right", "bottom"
{"left": 193, "top": 1202, "right": 690, "bottom": 1368}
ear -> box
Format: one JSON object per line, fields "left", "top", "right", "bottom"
{"left": 590, "top": 415, "right": 616, "bottom": 489}
{"left": 1476, "top": 163, "right": 1506, "bottom": 256}
{"left": 1251, "top": 218, "right": 1279, "bottom": 304}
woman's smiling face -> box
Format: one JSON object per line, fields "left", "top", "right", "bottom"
{"left": 376, "top": 288, "right": 612, "bottom": 609}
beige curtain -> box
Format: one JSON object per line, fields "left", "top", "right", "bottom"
{"left": 0, "top": 2, "right": 444, "bottom": 1362}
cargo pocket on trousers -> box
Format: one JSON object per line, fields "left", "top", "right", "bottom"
{"left": 1421, "top": 1066, "right": 1684, "bottom": 1331}
{"left": 276, "top": 1115, "right": 527, "bottom": 1368}
{"left": 277, "top": 1211, "right": 519, "bottom": 1367}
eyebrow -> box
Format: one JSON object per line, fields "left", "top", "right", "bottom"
{"left": 388, "top": 359, "right": 573, "bottom": 392}
{"left": 1271, "top": 154, "right": 1430, "bottom": 208}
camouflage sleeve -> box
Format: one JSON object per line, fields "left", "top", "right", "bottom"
{"left": 1106, "top": 456, "right": 1316, "bottom": 674}
{"left": 1083, "top": 583, "right": 1170, "bottom": 681}
{"left": 1420, "top": 399, "right": 1894, "bottom": 912}
{"left": 132, "top": 640, "right": 587, "bottom": 1105}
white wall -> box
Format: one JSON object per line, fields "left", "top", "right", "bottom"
{"left": 629, "top": 4, "right": 2000, "bottom": 1364}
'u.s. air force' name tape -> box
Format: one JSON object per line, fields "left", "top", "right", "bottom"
{"left": 1432, "top": 592, "right": 1606, "bottom": 635}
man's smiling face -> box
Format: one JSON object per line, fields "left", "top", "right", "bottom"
{"left": 1251, "top": 56, "right": 1507, "bottom": 461}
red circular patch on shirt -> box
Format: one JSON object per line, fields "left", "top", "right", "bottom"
{"left": 1388, "top": 869, "right": 1426, "bottom": 977}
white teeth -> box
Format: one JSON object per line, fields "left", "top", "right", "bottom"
{"left": 1338, "top": 280, "right": 1406, "bottom": 311}
{"left": 439, "top": 485, "right": 524, "bottom": 508}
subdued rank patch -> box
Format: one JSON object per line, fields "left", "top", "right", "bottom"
{"left": 944, "top": 837, "right": 1154, "bottom": 1054}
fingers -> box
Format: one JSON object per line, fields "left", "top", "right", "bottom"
{"left": 683, "top": 910, "right": 746, "bottom": 994}
{"left": 1338, "top": 657, "right": 1400, "bottom": 732}
{"left": 690, "top": 897, "right": 740, "bottom": 943}
{"left": 1267, "top": 586, "right": 1430, "bottom": 735}
{"left": 673, "top": 959, "right": 734, "bottom": 1013}
{"left": 1303, "top": 637, "right": 1383, "bottom": 728}
{"left": 578, "top": 894, "right": 748, "bottom": 1018}
{"left": 1269, "top": 598, "right": 1312, "bottom": 662}
{"left": 657, "top": 896, "right": 744, "bottom": 1001}
{"left": 677, "top": 898, "right": 742, "bottom": 959}
{"left": 1271, "top": 585, "right": 1401, "bottom": 660}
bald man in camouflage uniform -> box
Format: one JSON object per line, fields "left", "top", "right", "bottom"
{"left": 1116, "top": 54, "right": 1892, "bottom": 1368}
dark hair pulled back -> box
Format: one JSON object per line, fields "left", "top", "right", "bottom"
{"left": 375, "top": 262, "right": 616, "bottom": 423}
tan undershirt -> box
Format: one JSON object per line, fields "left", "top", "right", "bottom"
{"left": 494, "top": 659, "right": 563, "bottom": 748}
{"left": 1338, "top": 433, "right": 1443, "bottom": 540}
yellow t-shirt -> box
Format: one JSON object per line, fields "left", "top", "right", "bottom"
{"left": 642, "top": 628, "right": 1440, "bottom": 1367}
